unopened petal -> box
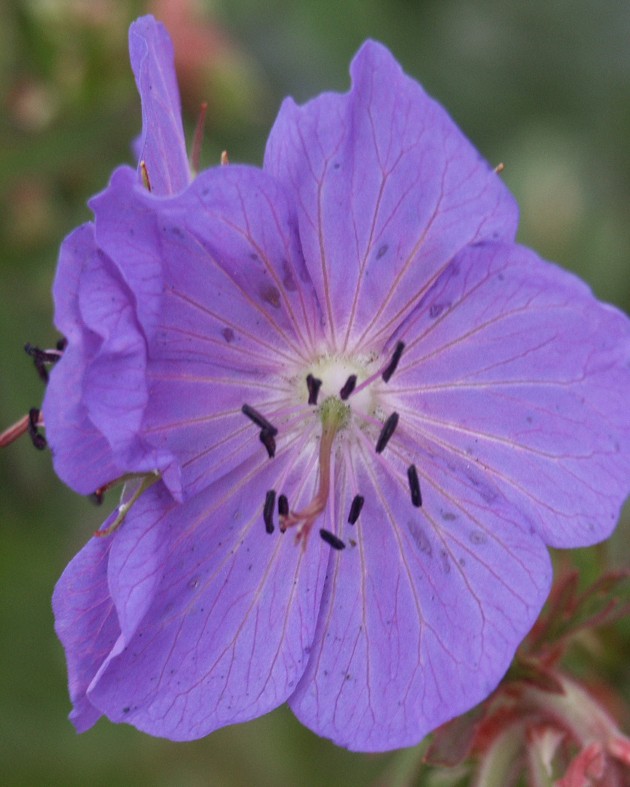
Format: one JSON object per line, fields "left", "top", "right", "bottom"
{"left": 129, "top": 15, "right": 190, "bottom": 195}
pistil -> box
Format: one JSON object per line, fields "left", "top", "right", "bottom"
{"left": 279, "top": 397, "right": 347, "bottom": 542}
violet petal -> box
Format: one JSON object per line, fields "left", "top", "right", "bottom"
{"left": 90, "top": 164, "right": 321, "bottom": 497}
{"left": 289, "top": 442, "right": 552, "bottom": 751}
{"left": 84, "top": 451, "right": 329, "bottom": 739}
{"left": 265, "top": 40, "right": 518, "bottom": 351}
{"left": 52, "top": 526, "right": 119, "bottom": 732}
{"left": 389, "top": 241, "right": 630, "bottom": 548}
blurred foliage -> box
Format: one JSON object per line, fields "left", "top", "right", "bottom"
{"left": 1, "top": 0, "right": 629, "bottom": 784}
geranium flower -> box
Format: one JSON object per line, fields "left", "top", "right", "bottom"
{"left": 48, "top": 16, "right": 630, "bottom": 751}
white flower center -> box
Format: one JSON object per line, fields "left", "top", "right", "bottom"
{"left": 303, "top": 352, "right": 382, "bottom": 425}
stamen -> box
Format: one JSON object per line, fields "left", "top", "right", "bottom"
{"left": 24, "top": 342, "right": 63, "bottom": 383}
{"left": 278, "top": 494, "right": 289, "bottom": 517}
{"left": 90, "top": 470, "right": 161, "bottom": 512}
{"left": 191, "top": 101, "right": 209, "bottom": 175}
{"left": 56, "top": 337, "right": 68, "bottom": 352}
{"left": 90, "top": 489, "right": 105, "bottom": 506}
{"left": 319, "top": 529, "right": 346, "bottom": 550}
{"left": 348, "top": 494, "right": 365, "bottom": 525}
{"left": 259, "top": 428, "right": 276, "bottom": 458}
{"left": 351, "top": 341, "right": 406, "bottom": 397}
{"left": 139, "top": 160, "right": 152, "bottom": 191}
{"left": 242, "top": 404, "right": 278, "bottom": 436}
{"left": 339, "top": 374, "right": 357, "bottom": 400}
{"left": 28, "top": 408, "right": 47, "bottom": 450}
{"left": 263, "top": 490, "right": 276, "bottom": 534}
{"left": 375, "top": 412, "right": 399, "bottom": 454}
{"left": 24, "top": 343, "right": 60, "bottom": 364}
{"left": 93, "top": 473, "right": 160, "bottom": 538}
{"left": 220, "top": 150, "right": 230, "bottom": 166}
{"left": 382, "top": 341, "right": 405, "bottom": 383}
{"left": 306, "top": 373, "right": 322, "bottom": 405}
{"left": 407, "top": 464, "right": 422, "bottom": 507}
{"left": 0, "top": 413, "right": 30, "bottom": 448}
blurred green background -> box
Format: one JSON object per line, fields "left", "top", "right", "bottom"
{"left": 1, "top": 0, "right": 630, "bottom": 784}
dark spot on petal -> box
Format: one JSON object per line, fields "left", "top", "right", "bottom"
{"left": 441, "top": 511, "right": 457, "bottom": 522}
{"left": 466, "top": 471, "right": 497, "bottom": 503}
{"left": 282, "top": 260, "right": 297, "bottom": 291}
{"left": 250, "top": 252, "right": 259, "bottom": 261}
{"left": 260, "top": 284, "right": 281, "bottom": 309}
{"left": 429, "top": 302, "right": 450, "bottom": 319}
{"left": 469, "top": 530, "right": 487, "bottom": 545}
{"left": 440, "top": 549, "right": 450, "bottom": 574}
{"left": 222, "top": 327, "right": 234, "bottom": 343}
{"left": 333, "top": 162, "right": 340, "bottom": 169}
{"left": 408, "top": 520, "right": 432, "bottom": 556}
{"left": 376, "top": 244, "right": 388, "bottom": 259}
{"left": 122, "top": 707, "right": 130, "bottom": 714}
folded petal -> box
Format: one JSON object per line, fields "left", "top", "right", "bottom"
{"left": 91, "top": 164, "right": 321, "bottom": 497}
{"left": 264, "top": 40, "right": 517, "bottom": 352}
{"left": 44, "top": 225, "right": 135, "bottom": 494}
{"left": 44, "top": 219, "right": 179, "bottom": 497}
{"left": 85, "top": 443, "right": 329, "bottom": 740}
{"left": 388, "top": 242, "right": 630, "bottom": 547}
{"left": 129, "top": 15, "right": 190, "bottom": 195}
{"left": 289, "top": 441, "right": 551, "bottom": 751}
{"left": 52, "top": 526, "right": 118, "bottom": 732}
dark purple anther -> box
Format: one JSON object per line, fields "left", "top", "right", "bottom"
{"left": 375, "top": 412, "right": 399, "bottom": 454}
{"left": 382, "top": 341, "right": 405, "bottom": 383}
{"left": 339, "top": 375, "right": 357, "bottom": 401}
{"left": 319, "top": 529, "right": 345, "bottom": 550}
{"left": 348, "top": 494, "right": 365, "bottom": 524}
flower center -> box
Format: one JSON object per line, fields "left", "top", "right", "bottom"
{"left": 307, "top": 354, "right": 379, "bottom": 422}
{"left": 246, "top": 341, "right": 416, "bottom": 550}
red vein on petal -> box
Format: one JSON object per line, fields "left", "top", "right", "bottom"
{"left": 400, "top": 410, "right": 605, "bottom": 521}
{"left": 166, "top": 287, "right": 303, "bottom": 365}
{"left": 218, "top": 184, "right": 316, "bottom": 356}
{"left": 180, "top": 222, "right": 310, "bottom": 363}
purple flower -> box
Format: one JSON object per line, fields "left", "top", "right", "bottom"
{"left": 48, "top": 16, "right": 630, "bottom": 751}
